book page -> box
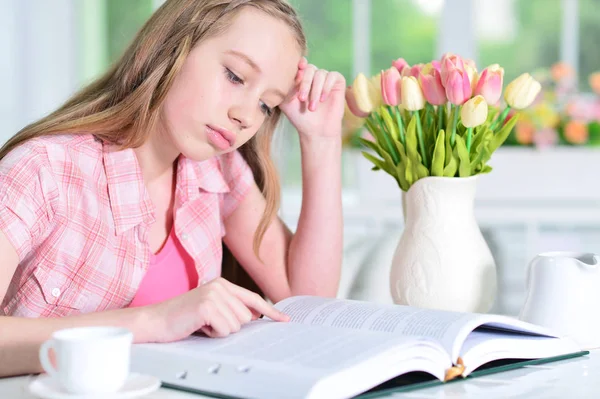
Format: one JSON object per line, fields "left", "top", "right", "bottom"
{"left": 137, "top": 320, "right": 445, "bottom": 375}
{"left": 459, "top": 329, "right": 580, "bottom": 375}
{"left": 132, "top": 321, "right": 450, "bottom": 399}
{"left": 273, "top": 296, "right": 483, "bottom": 358}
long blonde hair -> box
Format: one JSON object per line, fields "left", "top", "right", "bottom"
{"left": 0, "top": 0, "right": 307, "bottom": 272}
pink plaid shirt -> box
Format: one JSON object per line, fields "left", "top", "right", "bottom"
{"left": 0, "top": 134, "right": 253, "bottom": 318}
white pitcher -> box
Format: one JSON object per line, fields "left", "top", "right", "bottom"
{"left": 519, "top": 251, "right": 600, "bottom": 349}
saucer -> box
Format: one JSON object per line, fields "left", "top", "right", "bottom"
{"left": 28, "top": 373, "right": 161, "bottom": 399}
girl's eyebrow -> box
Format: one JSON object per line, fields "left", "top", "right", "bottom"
{"left": 226, "top": 50, "right": 261, "bottom": 73}
{"left": 225, "top": 50, "right": 286, "bottom": 99}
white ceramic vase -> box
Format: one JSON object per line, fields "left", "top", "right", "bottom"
{"left": 390, "top": 175, "right": 497, "bottom": 313}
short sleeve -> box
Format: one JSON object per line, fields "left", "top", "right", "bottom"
{"left": 0, "top": 144, "right": 59, "bottom": 261}
{"left": 219, "top": 150, "right": 255, "bottom": 219}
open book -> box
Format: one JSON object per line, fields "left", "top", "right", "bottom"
{"left": 131, "top": 296, "right": 584, "bottom": 399}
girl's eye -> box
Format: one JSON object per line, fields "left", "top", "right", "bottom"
{"left": 225, "top": 68, "right": 243, "bottom": 84}
{"left": 224, "top": 67, "right": 273, "bottom": 117}
{"left": 260, "top": 102, "right": 273, "bottom": 117}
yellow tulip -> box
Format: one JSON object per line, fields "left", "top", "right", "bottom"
{"left": 460, "top": 95, "right": 488, "bottom": 128}
{"left": 401, "top": 76, "right": 425, "bottom": 111}
{"left": 463, "top": 63, "right": 479, "bottom": 95}
{"left": 351, "top": 73, "right": 375, "bottom": 114}
{"left": 504, "top": 73, "right": 542, "bottom": 109}
{"left": 369, "top": 72, "right": 384, "bottom": 108}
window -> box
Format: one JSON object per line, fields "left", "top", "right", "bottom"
{"left": 371, "top": 0, "right": 441, "bottom": 73}
{"left": 78, "top": 0, "right": 154, "bottom": 85}
{"left": 476, "top": 0, "right": 561, "bottom": 85}
{"left": 579, "top": 0, "right": 600, "bottom": 90}
{"left": 282, "top": 0, "right": 441, "bottom": 188}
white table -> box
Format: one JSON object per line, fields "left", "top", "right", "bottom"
{"left": 2, "top": 350, "right": 599, "bottom": 398}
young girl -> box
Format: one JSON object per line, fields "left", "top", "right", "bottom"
{"left": 0, "top": 0, "right": 344, "bottom": 377}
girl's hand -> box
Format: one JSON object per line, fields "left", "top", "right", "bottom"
{"left": 147, "top": 278, "right": 289, "bottom": 342}
{"left": 280, "top": 58, "right": 346, "bottom": 138}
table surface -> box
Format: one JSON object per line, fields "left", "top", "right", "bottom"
{"left": 2, "top": 350, "right": 599, "bottom": 399}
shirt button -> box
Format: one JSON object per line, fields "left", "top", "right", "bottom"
{"left": 181, "top": 233, "right": 189, "bottom": 240}
{"left": 51, "top": 288, "right": 61, "bottom": 298}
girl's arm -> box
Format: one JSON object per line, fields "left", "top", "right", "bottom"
{"left": 287, "top": 134, "right": 342, "bottom": 297}
{"left": 0, "top": 305, "right": 152, "bottom": 377}
{"left": 0, "top": 230, "right": 287, "bottom": 378}
{"left": 223, "top": 62, "right": 345, "bottom": 303}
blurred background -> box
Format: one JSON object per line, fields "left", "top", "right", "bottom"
{"left": 2, "top": 0, "right": 600, "bottom": 315}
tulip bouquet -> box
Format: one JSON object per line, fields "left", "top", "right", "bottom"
{"left": 343, "top": 53, "right": 542, "bottom": 191}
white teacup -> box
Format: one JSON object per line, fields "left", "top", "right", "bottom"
{"left": 39, "top": 326, "right": 133, "bottom": 394}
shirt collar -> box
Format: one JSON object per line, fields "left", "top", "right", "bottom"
{"left": 103, "top": 144, "right": 231, "bottom": 234}
{"left": 176, "top": 155, "right": 231, "bottom": 202}
{"left": 103, "top": 144, "right": 156, "bottom": 235}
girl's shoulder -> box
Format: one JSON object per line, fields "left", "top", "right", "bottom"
{"left": 1, "top": 134, "right": 99, "bottom": 166}
{"left": 0, "top": 134, "right": 101, "bottom": 186}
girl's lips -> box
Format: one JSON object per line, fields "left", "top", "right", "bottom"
{"left": 206, "top": 126, "right": 233, "bottom": 150}
{"left": 207, "top": 125, "right": 236, "bottom": 146}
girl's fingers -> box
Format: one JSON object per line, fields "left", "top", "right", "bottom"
{"left": 209, "top": 287, "right": 242, "bottom": 333}
{"left": 224, "top": 281, "right": 289, "bottom": 322}
{"left": 200, "top": 301, "right": 232, "bottom": 338}
{"left": 222, "top": 292, "right": 254, "bottom": 326}
{"left": 298, "top": 57, "right": 308, "bottom": 69}
{"left": 298, "top": 65, "right": 317, "bottom": 102}
{"left": 320, "top": 71, "right": 343, "bottom": 103}
{"left": 308, "top": 69, "right": 328, "bottom": 111}
{"left": 295, "top": 58, "right": 309, "bottom": 85}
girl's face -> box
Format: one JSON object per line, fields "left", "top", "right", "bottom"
{"left": 161, "top": 8, "right": 302, "bottom": 161}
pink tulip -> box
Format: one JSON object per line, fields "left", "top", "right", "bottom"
{"left": 440, "top": 54, "right": 465, "bottom": 86}
{"left": 474, "top": 65, "right": 504, "bottom": 105}
{"left": 392, "top": 58, "right": 409, "bottom": 75}
{"left": 345, "top": 86, "right": 370, "bottom": 117}
{"left": 381, "top": 67, "right": 402, "bottom": 106}
{"left": 402, "top": 63, "right": 424, "bottom": 78}
{"left": 431, "top": 60, "right": 441, "bottom": 73}
{"left": 419, "top": 64, "right": 446, "bottom": 105}
{"left": 445, "top": 68, "right": 471, "bottom": 105}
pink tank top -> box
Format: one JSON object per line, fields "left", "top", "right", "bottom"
{"left": 128, "top": 228, "right": 199, "bottom": 308}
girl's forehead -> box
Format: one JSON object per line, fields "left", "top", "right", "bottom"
{"left": 215, "top": 10, "right": 302, "bottom": 91}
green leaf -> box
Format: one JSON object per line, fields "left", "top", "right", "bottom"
{"left": 405, "top": 158, "right": 414, "bottom": 186}
{"left": 431, "top": 129, "right": 446, "bottom": 177}
{"left": 380, "top": 106, "right": 399, "bottom": 141}
{"left": 480, "top": 164, "right": 493, "bottom": 174}
{"left": 358, "top": 137, "right": 387, "bottom": 159}
{"left": 455, "top": 135, "right": 471, "bottom": 177}
{"left": 444, "top": 124, "right": 453, "bottom": 167}
{"left": 470, "top": 134, "right": 492, "bottom": 172}
{"left": 470, "top": 127, "right": 493, "bottom": 161}
{"left": 361, "top": 151, "right": 395, "bottom": 176}
{"left": 443, "top": 156, "right": 457, "bottom": 177}
{"left": 392, "top": 136, "right": 409, "bottom": 167}
{"left": 372, "top": 112, "right": 400, "bottom": 164}
{"left": 489, "top": 114, "right": 520, "bottom": 154}
{"left": 416, "top": 163, "right": 429, "bottom": 179}
{"left": 395, "top": 163, "right": 409, "bottom": 191}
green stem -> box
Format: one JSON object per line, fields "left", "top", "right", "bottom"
{"left": 437, "top": 106, "right": 444, "bottom": 134}
{"left": 394, "top": 106, "right": 406, "bottom": 146}
{"left": 490, "top": 106, "right": 511, "bottom": 131}
{"left": 413, "top": 111, "right": 428, "bottom": 168}
{"left": 466, "top": 127, "right": 473, "bottom": 152}
{"left": 451, "top": 104, "right": 459, "bottom": 146}
{"left": 373, "top": 113, "right": 400, "bottom": 164}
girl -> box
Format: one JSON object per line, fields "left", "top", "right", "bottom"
{"left": 0, "top": 0, "right": 344, "bottom": 377}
